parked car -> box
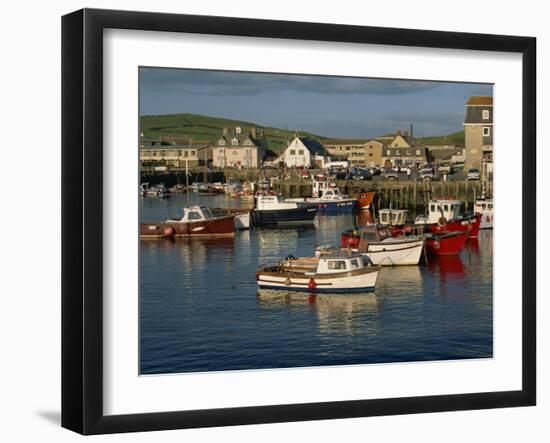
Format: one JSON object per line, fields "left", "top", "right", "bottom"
{"left": 419, "top": 167, "right": 434, "bottom": 180}
{"left": 467, "top": 168, "right": 481, "bottom": 180}
{"left": 382, "top": 168, "right": 398, "bottom": 180}
{"left": 352, "top": 168, "right": 372, "bottom": 180}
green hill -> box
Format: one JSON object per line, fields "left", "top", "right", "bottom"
{"left": 140, "top": 113, "right": 327, "bottom": 152}
{"left": 417, "top": 130, "right": 465, "bottom": 146}
{"left": 140, "top": 113, "right": 465, "bottom": 152}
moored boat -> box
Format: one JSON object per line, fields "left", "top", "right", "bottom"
{"left": 252, "top": 195, "right": 317, "bottom": 226}
{"left": 338, "top": 225, "right": 424, "bottom": 265}
{"left": 256, "top": 253, "right": 380, "bottom": 293}
{"left": 425, "top": 231, "right": 468, "bottom": 255}
{"left": 141, "top": 206, "right": 234, "bottom": 239}
{"left": 475, "top": 199, "right": 494, "bottom": 229}
{"left": 139, "top": 182, "right": 171, "bottom": 198}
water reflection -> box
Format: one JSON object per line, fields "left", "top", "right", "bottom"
{"left": 257, "top": 289, "right": 382, "bottom": 335}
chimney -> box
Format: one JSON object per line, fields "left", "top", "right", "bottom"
{"left": 251, "top": 127, "right": 256, "bottom": 138}
{"left": 396, "top": 129, "right": 402, "bottom": 136}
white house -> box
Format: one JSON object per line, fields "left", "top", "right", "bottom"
{"left": 282, "top": 136, "right": 328, "bottom": 168}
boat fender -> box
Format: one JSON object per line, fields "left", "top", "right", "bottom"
{"left": 163, "top": 226, "right": 175, "bottom": 237}
{"left": 284, "top": 277, "right": 292, "bottom": 286}
{"left": 486, "top": 215, "right": 491, "bottom": 222}
{"left": 285, "top": 255, "right": 296, "bottom": 260}
{"left": 308, "top": 278, "right": 317, "bottom": 289}
{"left": 433, "top": 240, "right": 441, "bottom": 250}
{"left": 438, "top": 217, "right": 447, "bottom": 227}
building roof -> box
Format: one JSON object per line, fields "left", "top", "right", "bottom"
{"left": 299, "top": 137, "right": 328, "bottom": 157}
{"left": 430, "top": 148, "right": 463, "bottom": 161}
{"left": 466, "top": 96, "right": 493, "bottom": 106}
{"left": 322, "top": 138, "right": 371, "bottom": 145}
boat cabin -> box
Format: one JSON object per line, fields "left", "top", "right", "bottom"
{"left": 378, "top": 209, "right": 409, "bottom": 226}
{"left": 170, "top": 206, "right": 215, "bottom": 223}
{"left": 475, "top": 199, "right": 493, "bottom": 213}
{"left": 256, "top": 195, "right": 300, "bottom": 211}
{"left": 315, "top": 254, "right": 366, "bottom": 274}
{"left": 318, "top": 188, "right": 345, "bottom": 200}
{"left": 312, "top": 179, "right": 340, "bottom": 198}
{"left": 425, "top": 199, "right": 463, "bottom": 224}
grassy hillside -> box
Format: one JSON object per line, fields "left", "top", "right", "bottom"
{"left": 140, "top": 113, "right": 327, "bottom": 152}
{"left": 140, "top": 113, "right": 465, "bottom": 152}
{"left": 417, "top": 130, "right": 465, "bottom": 146}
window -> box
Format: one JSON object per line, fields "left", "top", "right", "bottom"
{"left": 396, "top": 150, "right": 400, "bottom": 155}
{"left": 416, "top": 149, "right": 421, "bottom": 155}
{"left": 327, "top": 260, "right": 347, "bottom": 270}
{"left": 482, "top": 109, "right": 490, "bottom": 120}
{"left": 386, "top": 150, "right": 391, "bottom": 155}
{"left": 483, "top": 127, "right": 491, "bottom": 137}
{"left": 443, "top": 204, "right": 449, "bottom": 212}
{"left": 346, "top": 147, "right": 351, "bottom": 151}
{"left": 369, "top": 153, "right": 373, "bottom": 157}
{"left": 191, "top": 151, "right": 196, "bottom": 156}
{"left": 187, "top": 211, "right": 202, "bottom": 221}
{"left": 298, "top": 149, "right": 304, "bottom": 155}
{"left": 290, "top": 149, "right": 296, "bottom": 155}
{"left": 350, "top": 259, "right": 360, "bottom": 268}
{"left": 430, "top": 204, "right": 436, "bottom": 212}
{"left": 184, "top": 151, "right": 188, "bottom": 158}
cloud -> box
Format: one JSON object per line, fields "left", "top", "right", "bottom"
{"left": 139, "top": 67, "right": 443, "bottom": 96}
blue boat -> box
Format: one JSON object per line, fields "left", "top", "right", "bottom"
{"left": 251, "top": 195, "right": 317, "bottom": 226}
{"left": 287, "top": 188, "right": 357, "bottom": 214}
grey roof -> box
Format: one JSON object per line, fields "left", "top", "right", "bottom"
{"left": 299, "top": 137, "right": 328, "bottom": 157}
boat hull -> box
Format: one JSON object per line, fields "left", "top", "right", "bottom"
{"left": 234, "top": 212, "right": 250, "bottom": 230}
{"left": 363, "top": 239, "right": 424, "bottom": 266}
{"left": 164, "top": 215, "right": 235, "bottom": 237}
{"left": 252, "top": 206, "right": 317, "bottom": 226}
{"left": 256, "top": 266, "right": 379, "bottom": 293}
{"left": 425, "top": 231, "right": 468, "bottom": 255}
{"left": 139, "top": 223, "right": 175, "bottom": 239}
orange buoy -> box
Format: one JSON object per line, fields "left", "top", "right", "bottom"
{"left": 308, "top": 278, "right": 317, "bottom": 289}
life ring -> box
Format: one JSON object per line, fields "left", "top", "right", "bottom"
{"left": 438, "top": 216, "right": 447, "bottom": 227}
{"left": 308, "top": 278, "right": 317, "bottom": 289}
{"left": 433, "top": 240, "right": 441, "bottom": 250}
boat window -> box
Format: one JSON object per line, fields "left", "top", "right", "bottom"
{"left": 187, "top": 211, "right": 202, "bottom": 221}
{"left": 444, "top": 204, "right": 449, "bottom": 212}
{"left": 327, "top": 260, "right": 347, "bottom": 270}
{"left": 381, "top": 212, "right": 389, "bottom": 224}
{"left": 430, "top": 204, "right": 436, "bottom": 212}
{"left": 202, "top": 209, "right": 213, "bottom": 218}
{"left": 488, "top": 204, "right": 493, "bottom": 209}
{"left": 350, "top": 259, "right": 360, "bottom": 268}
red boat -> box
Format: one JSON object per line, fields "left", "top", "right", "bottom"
{"left": 425, "top": 231, "right": 468, "bottom": 255}
{"left": 140, "top": 206, "right": 234, "bottom": 239}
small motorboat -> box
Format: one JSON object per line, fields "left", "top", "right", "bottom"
{"left": 338, "top": 225, "right": 424, "bottom": 266}
{"left": 256, "top": 252, "right": 380, "bottom": 293}
{"left": 425, "top": 231, "right": 469, "bottom": 255}
{"left": 252, "top": 195, "right": 317, "bottom": 226}
{"left": 141, "top": 206, "right": 234, "bottom": 239}
{"left": 139, "top": 182, "right": 171, "bottom": 198}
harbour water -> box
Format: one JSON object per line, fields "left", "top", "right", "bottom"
{"left": 140, "top": 194, "right": 493, "bottom": 375}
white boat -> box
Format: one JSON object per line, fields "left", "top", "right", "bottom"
{"left": 234, "top": 212, "right": 250, "bottom": 230}
{"left": 286, "top": 186, "right": 357, "bottom": 214}
{"left": 252, "top": 195, "right": 317, "bottom": 226}
{"left": 256, "top": 252, "right": 380, "bottom": 293}
{"left": 327, "top": 225, "right": 424, "bottom": 266}
{"left": 474, "top": 199, "right": 494, "bottom": 229}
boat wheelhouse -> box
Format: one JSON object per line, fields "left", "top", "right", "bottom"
{"left": 256, "top": 253, "right": 380, "bottom": 293}
{"left": 286, "top": 180, "right": 357, "bottom": 214}
{"left": 378, "top": 209, "right": 409, "bottom": 226}
{"left": 475, "top": 199, "right": 494, "bottom": 229}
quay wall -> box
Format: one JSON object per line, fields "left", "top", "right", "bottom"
{"left": 140, "top": 169, "right": 491, "bottom": 210}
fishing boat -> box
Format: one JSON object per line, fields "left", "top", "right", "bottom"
{"left": 140, "top": 206, "right": 234, "bottom": 238}
{"left": 425, "top": 231, "right": 469, "bottom": 255}
{"left": 256, "top": 252, "right": 380, "bottom": 293}
{"left": 139, "top": 182, "right": 171, "bottom": 198}
{"left": 354, "top": 191, "right": 377, "bottom": 212}
{"left": 251, "top": 195, "right": 317, "bottom": 226}
{"left": 286, "top": 187, "right": 357, "bottom": 214}
{"left": 338, "top": 225, "right": 424, "bottom": 265}
{"left": 415, "top": 199, "right": 480, "bottom": 238}
{"left": 475, "top": 199, "right": 494, "bottom": 229}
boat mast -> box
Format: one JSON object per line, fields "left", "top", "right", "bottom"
{"left": 185, "top": 158, "right": 190, "bottom": 207}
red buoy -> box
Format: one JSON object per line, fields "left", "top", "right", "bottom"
{"left": 308, "top": 278, "right": 317, "bottom": 289}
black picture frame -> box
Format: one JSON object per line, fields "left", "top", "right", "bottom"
{"left": 62, "top": 8, "right": 536, "bottom": 435}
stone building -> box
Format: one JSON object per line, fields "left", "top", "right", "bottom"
{"left": 212, "top": 127, "right": 267, "bottom": 168}
{"left": 282, "top": 136, "right": 329, "bottom": 168}
{"left": 464, "top": 96, "right": 493, "bottom": 172}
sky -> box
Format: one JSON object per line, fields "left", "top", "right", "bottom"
{"left": 139, "top": 67, "right": 493, "bottom": 138}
